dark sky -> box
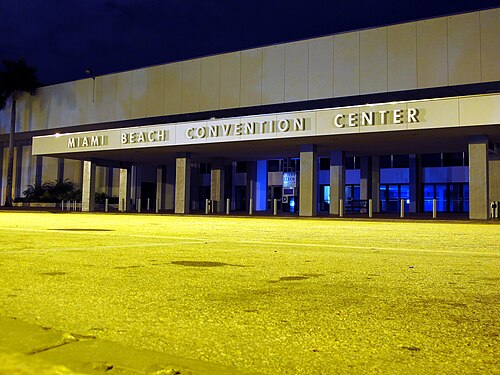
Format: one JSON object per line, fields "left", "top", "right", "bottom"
{"left": 1, "top": 0, "right": 499, "bottom": 86}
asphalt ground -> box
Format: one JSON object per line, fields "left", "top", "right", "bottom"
{"left": 0, "top": 212, "right": 498, "bottom": 374}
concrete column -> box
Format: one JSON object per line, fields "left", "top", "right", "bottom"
{"left": 468, "top": 138, "right": 489, "bottom": 220}
{"left": 105, "top": 167, "right": 113, "bottom": 198}
{"left": 119, "top": 168, "right": 131, "bottom": 211}
{"left": 190, "top": 163, "right": 200, "bottom": 211}
{"left": 156, "top": 166, "right": 166, "bottom": 212}
{"left": 211, "top": 159, "right": 225, "bottom": 213}
{"left": 329, "top": 150, "right": 345, "bottom": 215}
{"left": 165, "top": 164, "right": 175, "bottom": 211}
{"left": 81, "top": 160, "right": 96, "bottom": 212}
{"left": 14, "top": 146, "right": 24, "bottom": 199}
{"left": 175, "top": 153, "right": 191, "bottom": 214}
{"left": 35, "top": 156, "right": 43, "bottom": 185}
{"left": 489, "top": 159, "right": 500, "bottom": 204}
{"left": 409, "top": 154, "right": 419, "bottom": 213}
{"left": 246, "top": 161, "right": 257, "bottom": 213}
{"left": 360, "top": 156, "right": 370, "bottom": 200}
{"left": 299, "top": 145, "right": 317, "bottom": 217}
{"left": 133, "top": 166, "right": 142, "bottom": 211}
{"left": 371, "top": 155, "right": 380, "bottom": 213}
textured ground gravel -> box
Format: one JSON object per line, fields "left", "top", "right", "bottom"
{"left": 0, "top": 212, "right": 498, "bottom": 374}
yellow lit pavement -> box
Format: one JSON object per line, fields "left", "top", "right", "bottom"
{"left": 0, "top": 212, "right": 498, "bottom": 374}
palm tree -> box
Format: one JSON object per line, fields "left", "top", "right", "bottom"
{"left": 0, "top": 59, "right": 40, "bottom": 206}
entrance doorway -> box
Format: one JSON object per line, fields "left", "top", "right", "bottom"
{"left": 423, "top": 183, "right": 469, "bottom": 212}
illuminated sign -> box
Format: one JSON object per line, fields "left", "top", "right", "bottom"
{"left": 333, "top": 108, "right": 419, "bottom": 128}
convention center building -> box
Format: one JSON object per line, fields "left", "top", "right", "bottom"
{"left": 1, "top": 8, "right": 499, "bottom": 219}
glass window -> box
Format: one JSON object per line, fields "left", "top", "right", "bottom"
{"left": 421, "top": 153, "right": 442, "bottom": 167}
{"left": 268, "top": 160, "right": 281, "bottom": 172}
{"left": 393, "top": 154, "right": 409, "bottom": 168}
{"left": 319, "top": 158, "right": 330, "bottom": 170}
{"left": 346, "top": 157, "right": 359, "bottom": 170}
{"left": 443, "top": 152, "right": 465, "bottom": 167}
{"left": 235, "top": 162, "right": 247, "bottom": 173}
{"left": 200, "top": 163, "right": 211, "bottom": 174}
{"left": 380, "top": 155, "right": 392, "bottom": 169}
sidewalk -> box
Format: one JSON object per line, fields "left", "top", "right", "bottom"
{"left": 0, "top": 317, "right": 260, "bottom": 375}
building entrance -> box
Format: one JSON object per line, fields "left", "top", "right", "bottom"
{"left": 423, "top": 183, "right": 469, "bottom": 213}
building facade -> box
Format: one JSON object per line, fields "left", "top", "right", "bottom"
{"left": 1, "top": 8, "right": 500, "bottom": 219}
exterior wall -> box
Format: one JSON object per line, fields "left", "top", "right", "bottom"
{"left": 2, "top": 9, "right": 499, "bottom": 133}
{"left": 490, "top": 159, "right": 500, "bottom": 202}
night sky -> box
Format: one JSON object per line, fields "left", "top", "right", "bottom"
{"left": 1, "top": 0, "right": 499, "bottom": 86}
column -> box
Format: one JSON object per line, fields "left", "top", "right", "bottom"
{"left": 156, "top": 166, "right": 166, "bottom": 212}
{"left": 409, "top": 154, "right": 419, "bottom": 213}
{"left": 190, "top": 163, "right": 200, "bottom": 211}
{"left": 14, "top": 145, "right": 24, "bottom": 199}
{"left": 360, "top": 156, "right": 371, "bottom": 200}
{"left": 165, "top": 164, "right": 175, "bottom": 211}
{"left": 175, "top": 153, "right": 191, "bottom": 214}
{"left": 246, "top": 161, "right": 257, "bottom": 213}
{"left": 299, "top": 145, "right": 317, "bottom": 217}
{"left": 105, "top": 167, "right": 113, "bottom": 198}
{"left": 489, "top": 159, "right": 500, "bottom": 206}
{"left": 119, "top": 167, "right": 131, "bottom": 211}
{"left": 255, "top": 160, "right": 267, "bottom": 211}
{"left": 329, "top": 150, "right": 345, "bottom": 215}
{"left": 371, "top": 155, "right": 380, "bottom": 213}
{"left": 468, "top": 137, "right": 489, "bottom": 220}
{"left": 81, "top": 160, "right": 96, "bottom": 212}
{"left": 211, "top": 159, "right": 225, "bottom": 213}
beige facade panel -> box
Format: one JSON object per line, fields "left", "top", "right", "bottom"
{"left": 74, "top": 79, "right": 91, "bottom": 125}
{"left": 448, "top": 12, "right": 481, "bottom": 85}
{"left": 417, "top": 17, "right": 448, "bottom": 88}
{"left": 101, "top": 74, "right": 117, "bottom": 123}
{"left": 46, "top": 82, "right": 75, "bottom": 128}
{"left": 164, "top": 62, "right": 182, "bottom": 115}
{"left": 334, "top": 31, "right": 360, "bottom": 97}
{"left": 86, "top": 77, "right": 102, "bottom": 124}
{"left": 308, "top": 36, "right": 334, "bottom": 100}
{"left": 490, "top": 159, "right": 500, "bottom": 201}
{"left": 20, "top": 145, "right": 35, "bottom": 193}
{"left": 115, "top": 71, "right": 132, "bottom": 120}
{"left": 360, "top": 27, "right": 388, "bottom": 94}
{"left": 200, "top": 55, "right": 221, "bottom": 111}
{"left": 388, "top": 23, "right": 417, "bottom": 91}
{"left": 220, "top": 52, "right": 241, "bottom": 109}
{"left": 240, "top": 48, "right": 263, "bottom": 107}
{"left": 131, "top": 69, "right": 148, "bottom": 119}
{"left": 41, "top": 156, "right": 58, "bottom": 182}
{"left": 31, "top": 87, "right": 51, "bottom": 131}
{"left": 459, "top": 95, "right": 500, "bottom": 126}
{"left": 407, "top": 98, "right": 459, "bottom": 129}
{"left": 480, "top": 8, "right": 500, "bottom": 82}
{"left": 147, "top": 66, "right": 165, "bottom": 117}
{"left": 285, "top": 41, "right": 308, "bottom": 102}
{"left": 181, "top": 59, "right": 201, "bottom": 113}
{"left": 64, "top": 159, "right": 82, "bottom": 186}
{"left": 0, "top": 99, "right": 10, "bottom": 134}
{"left": 16, "top": 94, "right": 30, "bottom": 132}
{"left": 262, "top": 45, "right": 285, "bottom": 105}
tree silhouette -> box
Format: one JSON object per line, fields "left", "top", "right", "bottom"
{"left": 0, "top": 59, "right": 40, "bottom": 206}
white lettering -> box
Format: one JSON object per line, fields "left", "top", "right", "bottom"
{"left": 334, "top": 114, "right": 345, "bottom": 128}
{"left": 196, "top": 127, "right": 206, "bottom": 138}
{"left": 234, "top": 124, "right": 242, "bottom": 135}
{"left": 361, "top": 112, "right": 374, "bottom": 126}
{"left": 278, "top": 119, "right": 290, "bottom": 132}
{"left": 90, "top": 136, "right": 99, "bottom": 146}
{"left": 209, "top": 125, "right": 218, "bottom": 137}
{"left": 148, "top": 131, "right": 155, "bottom": 142}
{"left": 68, "top": 138, "right": 76, "bottom": 148}
{"left": 121, "top": 133, "right": 128, "bottom": 144}
{"left": 130, "top": 133, "right": 136, "bottom": 143}
{"left": 243, "top": 122, "right": 255, "bottom": 135}
{"left": 157, "top": 130, "right": 166, "bottom": 142}
{"left": 379, "top": 110, "right": 389, "bottom": 125}
{"left": 348, "top": 113, "right": 358, "bottom": 127}
{"left": 186, "top": 128, "right": 194, "bottom": 139}
{"left": 222, "top": 124, "right": 232, "bottom": 136}
{"left": 81, "top": 137, "right": 89, "bottom": 147}
{"left": 294, "top": 118, "right": 305, "bottom": 131}
{"left": 408, "top": 108, "right": 419, "bottom": 123}
{"left": 393, "top": 110, "right": 403, "bottom": 124}
{"left": 137, "top": 132, "right": 145, "bottom": 143}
